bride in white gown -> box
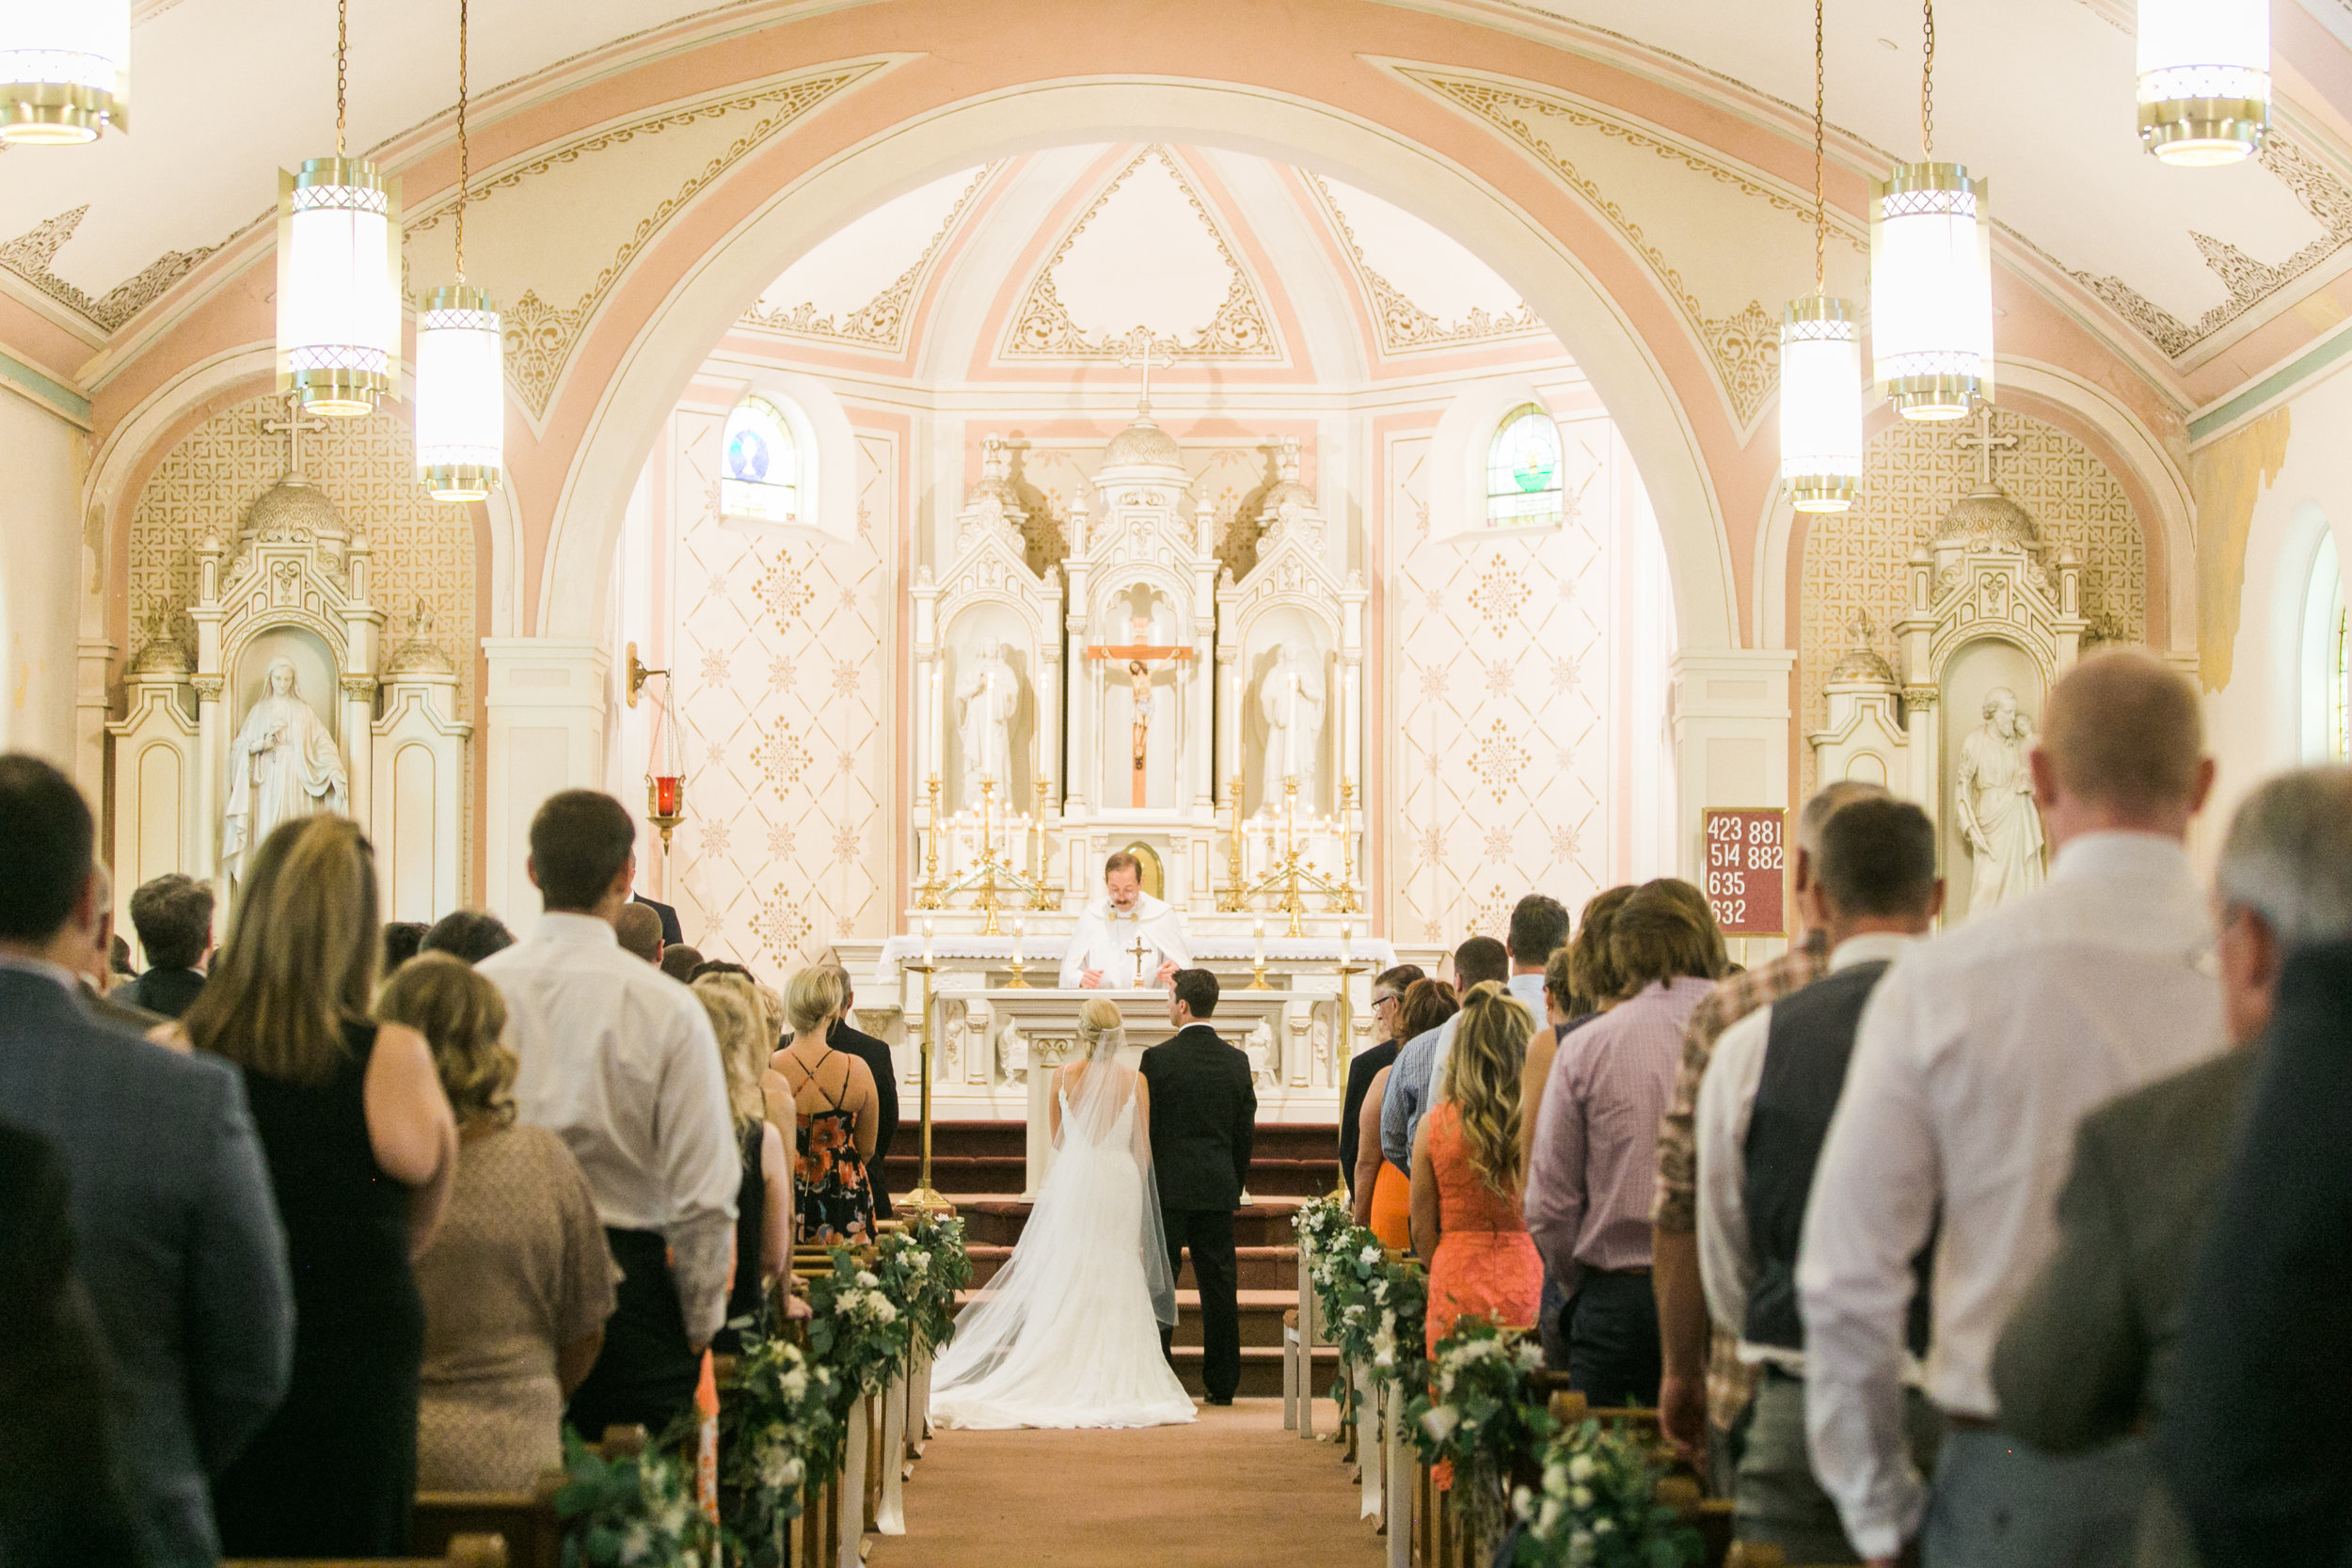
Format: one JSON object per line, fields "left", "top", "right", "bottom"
{"left": 929, "top": 998, "right": 1198, "bottom": 1429}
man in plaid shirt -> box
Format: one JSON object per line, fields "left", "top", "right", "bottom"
{"left": 1653, "top": 781, "right": 1883, "bottom": 1486}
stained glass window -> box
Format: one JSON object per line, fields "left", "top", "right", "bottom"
{"left": 1486, "top": 404, "right": 1562, "bottom": 529}
{"left": 719, "top": 396, "right": 799, "bottom": 524}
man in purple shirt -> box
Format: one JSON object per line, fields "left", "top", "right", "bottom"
{"left": 1525, "top": 879, "right": 1725, "bottom": 1403}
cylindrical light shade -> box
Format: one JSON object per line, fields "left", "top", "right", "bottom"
{"left": 277, "top": 157, "right": 403, "bottom": 418}
{"left": 2137, "top": 0, "right": 2267, "bottom": 166}
{"left": 0, "top": 3, "right": 128, "bottom": 144}
{"left": 1781, "top": 296, "right": 1862, "bottom": 513}
{"left": 414, "top": 284, "right": 503, "bottom": 501}
{"left": 1871, "top": 163, "right": 1993, "bottom": 422}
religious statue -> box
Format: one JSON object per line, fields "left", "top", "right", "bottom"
{"left": 954, "top": 643, "right": 1020, "bottom": 799}
{"left": 1127, "top": 659, "right": 1153, "bottom": 789}
{"left": 221, "top": 657, "right": 348, "bottom": 879}
{"left": 1954, "top": 685, "right": 2045, "bottom": 913}
{"left": 1258, "top": 641, "right": 1326, "bottom": 809}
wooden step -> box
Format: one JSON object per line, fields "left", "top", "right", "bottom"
{"left": 1170, "top": 1344, "right": 1339, "bottom": 1399}
{"left": 964, "top": 1243, "right": 1300, "bottom": 1291}
{"left": 959, "top": 1197, "right": 1309, "bottom": 1249}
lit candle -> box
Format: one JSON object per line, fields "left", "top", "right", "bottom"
{"left": 1253, "top": 918, "right": 1265, "bottom": 966}
{"left": 1340, "top": 923, "right": 1352, "bottom": 965}
{"left": 1013, "top": 917, "right": 1025, "bottom": 966}
{"left": 921, "top": 918, "right": 934, "bottom": 968}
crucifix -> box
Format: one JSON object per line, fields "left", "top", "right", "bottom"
{"left": 1954, "top": 403, "right": 2018, "bottom": 494}
{"left": 1118, "top": 325, "right": 1174, "bottom": 417}
{"left": 1128, "top": 933, "right": 1152, "bottom": 989}
{"left": 1085, "top": 598, "right": 1194, "bottom": 808}
{"left": 261, "top": 394, "right": 329, "bottom": 485}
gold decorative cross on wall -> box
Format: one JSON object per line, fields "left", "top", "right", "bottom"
{"left": 1118, "top": 325, "right": 1174, "bottom": 416}
{"left": 260, "top": 394, "right": 329, "bottom": 484}
{"left": 1954, "top": 404, "right": 2018, "bottom": 493}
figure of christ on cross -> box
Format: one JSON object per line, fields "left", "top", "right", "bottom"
{"left": 1086, "top": 615, "right": 1193, "bottom": 808}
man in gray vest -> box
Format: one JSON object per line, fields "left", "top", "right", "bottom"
{"left": 1695, "top": 797, "right": 1944, "bottom": 1563}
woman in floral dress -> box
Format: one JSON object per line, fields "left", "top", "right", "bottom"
{"left": 764, "top": 966, "right": 880, "bottom": 1246}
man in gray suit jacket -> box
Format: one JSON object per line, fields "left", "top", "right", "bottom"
{"left": 0, "top": 754, "right": 293, "bottom": 1567}
{"left": 1993, "top": 767, "right": 2352, "bottom": 1568}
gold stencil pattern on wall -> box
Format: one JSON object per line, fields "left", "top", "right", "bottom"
{"left": 670, "top": 412, "right": 891, "bottom": 971}
{"left": 1302, "top": 173, "right": 1543, "bottom": 356}
{"left": 1800, "top": 410, "right": 2147, "bottom": 792}
{"left": 741, "top": 163, "right": 1004, "bottom": 352}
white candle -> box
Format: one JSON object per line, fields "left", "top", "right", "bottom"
{"left": 930, "top": 669, "right": 943, "bottom": 776}
{"left": 1340, "top": 923, "right": 1352, "bottom": 965}
{"left": 1285, "top": 674, "right": 1298, "bottom": 780}
{"left": 921, "top": 918, "right": 934, "bottom": 968}
{"left": 1013, "top": 917, "right": 1025, "bottom": 965}
{"left": 1253, "top": 918, "right": 1265, "bottom": 965}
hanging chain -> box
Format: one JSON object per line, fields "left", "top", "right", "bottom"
{"left": 335, "top": 0, "right": 348, "bottom": 157}
{"left": 1814, "top": 0, "right": 1826, "bottom": 296}
{"left": 454, "top": 0, "right": 469, "bottom": 283}
{"left": 1920, "top": 0, "right": 1935, "bottom": 158}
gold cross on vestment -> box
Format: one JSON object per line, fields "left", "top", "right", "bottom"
{"left": 1119, "top": 325, "right": 1175, "bottom": 415}
{"left": 1954, "top": 404, "right": 2018, "bottom": 492}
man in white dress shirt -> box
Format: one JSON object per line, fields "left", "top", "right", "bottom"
{"left": 480, "top": 790, "right": 740, "bottom": 1439}
{"left": 1799, "top": 651, "right": 2222, "bottom": 1568}
{"left": 1058, "top": 851, "right": 1191, "bottom": 989}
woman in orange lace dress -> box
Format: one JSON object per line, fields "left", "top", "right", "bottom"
{"left": 1409, "top": 980, "right": 1542, "bottom": 1354}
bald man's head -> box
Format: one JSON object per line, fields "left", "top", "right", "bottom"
{"left": 2033, "top": 648, "right": 2211, "bottom": 832}
{"left": 613, "top": 901, "right": 664, "bottom": 964}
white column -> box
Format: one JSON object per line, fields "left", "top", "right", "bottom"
{"left": 481, "top": 638, "right": 611, "bottom": 926}
{"left": 1671, "top": 649, "right": 1795, "bottom": 951}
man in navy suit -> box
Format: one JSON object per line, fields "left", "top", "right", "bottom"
{"left": 1140, "top": 969, "right": 1257, "bottom": 1403}
{"left": 0, "top": 754, "right": 293, "bottom": 1566}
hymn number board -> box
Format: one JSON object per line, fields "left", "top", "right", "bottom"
{"left": 1703, "top": 808, "right": 1786, "bottom": 937}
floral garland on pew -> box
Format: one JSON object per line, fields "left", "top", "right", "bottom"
{"left": 874, "top": 1212, "right": 974, "bottom": 1356}
{"left": 715, "top": 1333, "right": 846, "bottom": 1568}
{"left": 1509, "top": 1416, "right": 1705, "bottom": 1568}
{"left": 1292, "top": 1195, "right": 1430, "bottom": 1413}
{"left": 803, "top": 1247, "right": 916, "bottom": 1396}
{"left": 554, "top": 1427, "right": 721, "bottom": 1568}
{"left": 1406, "top": 1320, "right": 1553, "bottom": 1557}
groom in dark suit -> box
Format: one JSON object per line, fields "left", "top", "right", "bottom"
{"left": 1140, "top": 968, "right": 1257, "bottom": 1404}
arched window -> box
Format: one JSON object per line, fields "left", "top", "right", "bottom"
{"left": 2300, "top": 530, "right": 2347, "bottom": 761}
{"left": 719, "top": 396, "right": 800, "bottom": 524}
{"left": 1486, "top": 404, "right": 1562, "bottom": 529}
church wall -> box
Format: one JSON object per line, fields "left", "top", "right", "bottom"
{"left": 0, "top": 391, "right": 87, "bottom": 765}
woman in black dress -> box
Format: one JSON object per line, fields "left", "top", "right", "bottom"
{"left": 181, "top": 816, "right": 457, "bottom": 1557}
{"left": 764, "top": 966, "right": 879, "bottom": 1246}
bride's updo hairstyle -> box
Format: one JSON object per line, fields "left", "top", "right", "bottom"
{"left": 1076, "top": 996, "right": 1125, "bottom": 1058}
{"left": 1441, "top": 979, "right": 1537, "bottom": 1196}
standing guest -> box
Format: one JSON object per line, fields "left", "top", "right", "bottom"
{"left": 421, "top": 909, "right": 516, "bottom": 965}
{"left": 1356, "top": 978, "right": 1457, "bottom": 1243}
{"left": 1652, "top": 782, "right": 1883, "bottom": 1479}
{"left": 1141, "top": 968, "right": 1257, "bottom": 1405}
{"left": 1381, "top": 936, "right": 1508, "bottom": 1173}
{"left": 110, "top": 933, "right": 136, "bottom": 983}
{"left": 480, "top": 790, "right": 740, "bottom": 1443}
{"left": 1989, "top": 769, "right": 2352, "bottom": 1568}
{"left": 1409, "top": 980, "right": 1544, "bottom": 1353}
{"left": 121, "top": 872, "right": 214, "bottom": 1017}
{"left": 0, "top": 754, "right": 292, "bottom": 1568}
{"left": 613, "top": 903, "right": 664, "bottom": 966}
{"left": 1341, "top": 964, "right": 1424, "bottom": 1199}
{"left": 1503, "top": 894, "right": 1569, "bottom": 1022}
{"left": 386, "top": 954, "right": 617, "bottom": 1493}
{"left": 631, "top": 890, "right": 684, "bottom": 947}
{"left": 66, "top": 863, "right": 165, "bottom": 1034}
{"left": 659, "top": 943, "right": 705, "bottom": 985}
{"left": 384, "top": 921, "right": 430, "bottom": 972}
{"left": 1696, "top": 799, "right": 1944, "bottom": 1564}
{"left": 185, "top": 816, "right": 459, "bottom": 1559}
{"left": 692, "top": 975, "right": 791, "bottom": 1352}
{"left": 1526, "top": 879, "right": 1724, "bottom": 1402}
{"left": 765, "top": 965, "right": 880, "bottom": 1246}
{"left": 1521, "top": 886, "right": 1634, "bottom": 1172}
{"left": 822, "top": 966, "right": 901, "bottom": 1212}
{"left": 1802, "top": 650, "right": 2220, "bottom": 1568}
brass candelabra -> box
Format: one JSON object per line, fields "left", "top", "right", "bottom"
{"left": 918, "top": 776, "right": 1061, "bottom": 930}
{"left": 1227, "top": 775, "right": 1362, "bottom": 936}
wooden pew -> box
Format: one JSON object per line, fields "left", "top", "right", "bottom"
{"left": 227, "top": 1532, "right": 506, "bottom": 1568}
{"left": 410, "top": 1424, "right": 646, "bottom": 1568}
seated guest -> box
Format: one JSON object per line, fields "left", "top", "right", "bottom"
{"left": 1695, "top": 799, "right": 1943, "bottom": 1564}
{"left": 384, "top": 953, "right": 617, "bottom": 1492}
{"left": 384, "top": 921, "right": 430, "bottom": 972}
{"left": 691, "top": 976, "right": 791, "bottom": 1351}
{"left": 121, "top": 871, "right": 214, "bottom": 1017}
{"left": 184, "top": 816, "right": 459, "bottom": 1558}
{"left": 1381, "top": 937, "right": 1508, "bottom": 1176}
{"left": 0, "top": 754, "right": 292, "bottom": 1567}
{"left": 1526, "top": 879, "right": 1724, "bottom": 1401}
{"left": 613, "top": 902, "right": 665, "bottom": 966}
{"left": 421, "top": 908, "right": 516, "bottom": 965}
{"left": 765, "top": 965, "right": 880, "bottom": 1246}
{"left": 1410, "top": 980, "right": 1544, "bottom": 1354}
{"left": 659, "top": 942, "right": 705, "bottom": 985}
{"left": 1357, "top": 978, "right": 1457, "bottom": 1244}
{"left": 481, "top": 791, "right": 739, "bottom": 1442}
{"left": 1996, "top": 768, "right": 2352, "bottom": 1568}
{"left": 1340, "top": 963, "right": 1424, "bottom": 1200}
{"left": 823, "top": 966, "right": 900, "bottom": 1211}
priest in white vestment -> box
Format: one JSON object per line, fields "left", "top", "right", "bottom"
{"left": 1058, "top": 851, "right": 1191, "bottom": 990}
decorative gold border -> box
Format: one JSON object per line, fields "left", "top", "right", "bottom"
{"left": 0, "top": 205, "right": 214, "bottom": 333}
{"left": 1301, "top": 172, "right": 1544, "bottom": 356}
{"left": 739, "top": 161, "right": 1005, "bottom": 352}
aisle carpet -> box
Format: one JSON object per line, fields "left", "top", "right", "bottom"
{"left": 867, "top": 1397, "right": 1384, "bottom": 1568}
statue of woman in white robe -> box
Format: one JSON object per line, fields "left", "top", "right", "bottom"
{"left": 222, "top": 658, "right": 348, "bottom": 879}
{"left": 1257, "top": 641, "right": 1326, "bottom": 812}
{"left": 1954, "top": 685, "right": 2045, "bottom": 915}
{"left": 955, "top": 643, "right": 1018, "bottom": 800}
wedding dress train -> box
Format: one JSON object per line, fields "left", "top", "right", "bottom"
{"left": 928, "top": 1058, "right": 1197, "bottom": 1430}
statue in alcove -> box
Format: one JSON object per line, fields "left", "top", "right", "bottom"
{"left": 1954, "top": 685, "right": 2045, "bottom": 912}
{"left": 221, "top": 657, "right": 348, "bottom": 880}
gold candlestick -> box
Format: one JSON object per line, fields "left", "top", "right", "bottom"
{"left": 1336, "top": 778, "right": 1362, "bottom": 914}
{"left": 896, "top": 962, "right": 953, "bottom": 1216}
{"left": 1219, "top": 771, "right": 1247, "bottom": 911}
{"left": 914, "top": 774, "right": 946, "bottom": 910}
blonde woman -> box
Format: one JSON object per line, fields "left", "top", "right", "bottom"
{"left": 386, "top": 954, "right": 616, "bottom": 1492}
{"left": 1409, "top": 980, "right": 1543, "bottom": 1355}
{"left": 180, "top": 816, "right": 457, "bottom": 1558}
{"left": 929, "top": 997, "right": 1195, "bottom": 1429}
{"left": 763, "top": 965, "right": 880, "bottom": 1245}
{"left": 692, "top": 974, "right": 792, "bottom": 1350}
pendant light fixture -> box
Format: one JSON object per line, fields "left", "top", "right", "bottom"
{"left": 0, "top": 3, "right": 129, "bottom": 143}
{"left": 276, "top": 0, "right": 401, "bottom": 420}
{"left": 2136, "top": 0, "right": 2267, "bottom": 166}
{"left": 413, "top": 0, "right": 502, "bottom": 501}
{"left": 1870, "top": 0, "right": 1992, "bottom": 422}
{"left": 1782, "top": 0, "right": 1860, "bottom": 514}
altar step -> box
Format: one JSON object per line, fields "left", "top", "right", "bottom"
{"left": 965, "top": 1243, "right": 1300, "bottom": 1291}
{"left": 956, "top": 1197, "right": 1308, "bottom": 1250}
{"left": 1174, "top": 1344, "right": 1340, "bottom": 1399}
{"left": 882, "top": 1120, "right": 1342, "bottom": 1198}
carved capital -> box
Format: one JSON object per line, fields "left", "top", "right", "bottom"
{"left": 1901, "top": 686, "right": 1939, "bottom": 710}
{"left": 190, "top": 675, "right": 225, "bottom": 701}
{"left": 339, "top": 674, "right": 379, "bottom": 700}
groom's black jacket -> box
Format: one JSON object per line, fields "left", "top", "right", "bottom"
{"left": 1139, "top": 1022, "right": 1258, "bottom": 1211}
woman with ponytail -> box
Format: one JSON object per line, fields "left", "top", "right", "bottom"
{"left": 1407, "top": 979, "right": 1543, "bottom": 1354}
